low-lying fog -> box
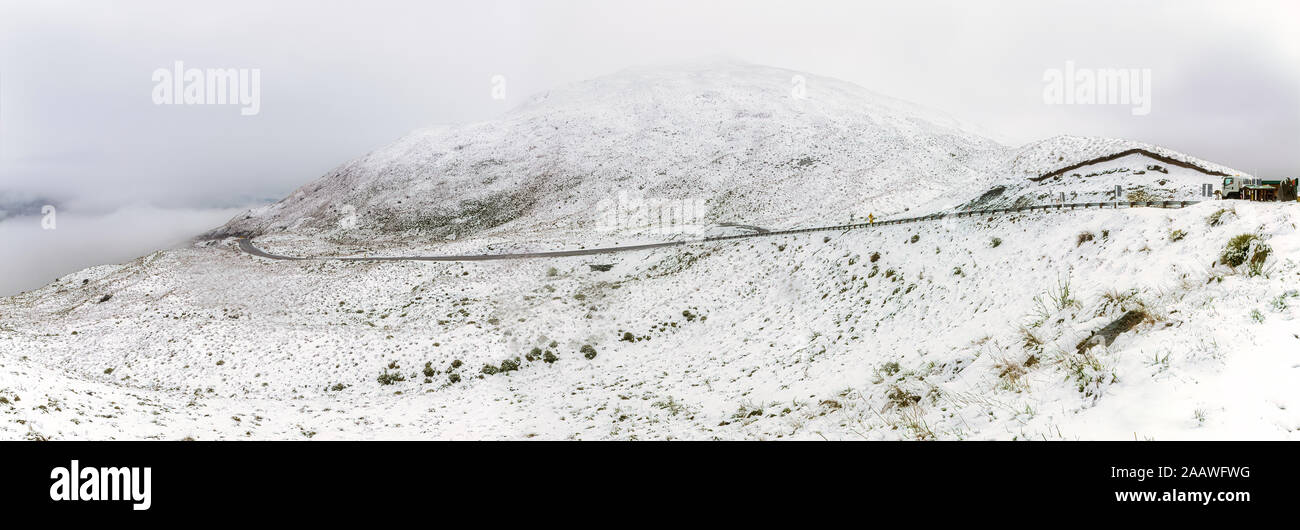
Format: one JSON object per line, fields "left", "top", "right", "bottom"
{"left": 0, "top": 205, "right": 249, "bottom": 296}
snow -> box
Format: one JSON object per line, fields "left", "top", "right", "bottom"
{"left": 3, "top": 201, "right": 1297, "bottom": 440}
{"left": 999, "top": 135, "right": 1244, "bottom": 182}
{"left": 2, "top": 62, "right": 1296, "bottom": 440}
{"left": 207, "top": 61, "right": 1006, "bottom": 246}
{"left": 961, "top": 137, "right": 1247, "bottom": 210}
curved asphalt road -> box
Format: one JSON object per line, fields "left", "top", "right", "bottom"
{"left": 235, "top": 200, "right": 1199, "bottom": 262}
{"left": 237, "top": 236, "right": 692, "bottom": 262}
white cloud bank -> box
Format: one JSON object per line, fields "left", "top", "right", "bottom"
{"left": 0, "top": 205, "right": 247, "bottom": 296}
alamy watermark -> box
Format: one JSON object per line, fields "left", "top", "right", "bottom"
{"left": 337, "top": 204, "right": 359, "bottom": 230}
{"left": 41, "top": 205, "right": 56, "bottom": 230}
{"left": 152, "top": 61, "right": 261, "bottom": 116}
{"left": 595, "top": 191, "right": 708, "bottom": 237}
{"left": 1043, "top": 61, "right": 1151, "bottom": 116}
{"left": 50, "top": 460, "right": 152, "bottom": 511}
{"left": 791, "top": 75, "right": 807, "bottom": 99}
{"left": 491, "top": 74, "right": 507, "bottom": 100}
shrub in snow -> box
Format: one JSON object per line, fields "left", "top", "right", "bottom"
{"left": 1058, "top": 351, "right": 1113, "bottom": 397}
{"left": 1250, "top": 309, "right": 1265, "bottom": 323}
{"left": 1030, "top": 276, "right": 1079, "bottom": 325}
{"left": 1127, "top": 189, "right": 1153, "bottom": 202}
{"left": 1206, "top": 208, "right": 1235, "bottom": 227}
{"left": 1272, "top": 291, "right": 1298, "bottom": 311}
{"left": 994, "top": 358, "right": 1029, "bottom": 391}
{"left": 377, "top": 369, "right": 405, "bottom": 385}
{"left": 1019, "top": 326, "right": 1043, "bottom": 351}
{"left": 886, "top": 386, "right": 921, "bottom": 408}
{"left": 1219, "top": 233, "right": 1270, "bottom": 276}
{"left": 581, "top": 344, "right": 597, "bottom": 360}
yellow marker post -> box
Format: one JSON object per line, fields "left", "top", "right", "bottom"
{"left": 868, "top": 213, "right": 875, "bottom": 225}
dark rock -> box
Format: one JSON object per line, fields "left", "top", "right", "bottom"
{"left": 1076, "top": 310, "right": 1146, "bottom": 354}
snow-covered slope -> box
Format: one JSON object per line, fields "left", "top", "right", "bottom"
{"left": 960, "top": 136, "right": 1249, "bottom": 210}
{"left": 2, "top": 202, "right": 1296, "bottom": 440}
{"left": 209, "top": 61, "right": 1006, "bottom": 247}
{"left": 1002, "top": 135, "right": 1241, "bottom": 181}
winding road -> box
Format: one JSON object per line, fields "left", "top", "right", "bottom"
{"left": 237, "top": 237, "right": 689, "bottom": 262}
{"left": 236, "top": 199, "right": 1202, "bottom": 262}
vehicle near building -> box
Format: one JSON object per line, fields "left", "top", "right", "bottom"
{"left": 1221, "top": 176, "right": 1298, "bottom": 201}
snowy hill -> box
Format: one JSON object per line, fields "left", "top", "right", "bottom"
{"left": 3, "top": 201, "right": 1295, "bottom": 440}
{"left": 959, "top": 136, "right": 1249, "bottom": 210}
{"left": 1, "top": 62, "right": 1294, "bottom": 441}
{"left": 208, "top": 61, "right": 1006, "bottom": 248}
{"left": 206, "top": 65, "right": 1247, "bottom": 253}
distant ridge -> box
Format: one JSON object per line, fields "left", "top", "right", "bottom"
{"left": 1030, "top": 148, "right": 1232, "bottom": 182}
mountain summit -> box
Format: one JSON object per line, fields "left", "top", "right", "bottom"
{"left": 210, "top": 62, "right": 1009, "bottom": 244}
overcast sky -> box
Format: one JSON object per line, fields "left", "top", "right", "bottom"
{"left": 1, "top": 0, "right": 1297, "bottom": 210}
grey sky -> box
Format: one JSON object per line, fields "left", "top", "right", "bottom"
{"left": 1, "top": 0, "right": 1297, "bottom": 211}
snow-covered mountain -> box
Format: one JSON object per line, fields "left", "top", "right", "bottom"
{"left": 209, "top": 61, "right": 1007, "bottom": 246}
{"left": 209, "top": 62, "right": 1252, "bottom": 253}
{"left": 2, "top": 62, "right": 1293, "bottom": 441}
